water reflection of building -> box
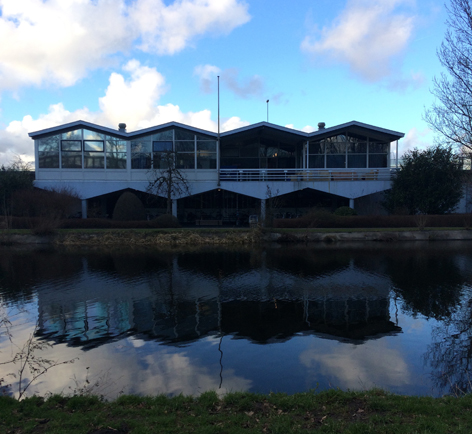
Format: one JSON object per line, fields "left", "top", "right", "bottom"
{"left": 37, "top": 255, "right": 401, "bottom": 347}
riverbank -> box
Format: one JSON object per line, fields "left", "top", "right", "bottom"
{"left": 1, "top": 389, "right": 471, "bottom": 433}
{"left": 2, "top": 227, "right": 472, "bottom": 245}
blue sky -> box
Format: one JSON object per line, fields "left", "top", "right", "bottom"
{"left": 0, "top": 0, "right": 449, "bottom": 165}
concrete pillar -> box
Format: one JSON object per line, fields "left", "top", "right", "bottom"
{"left": 349, "top": 198, "right": 355, "bottom": 210}
{"left": 172, "top": 199, "right": 178, "bottom": 217}
{"left": 261, "top": 198, "right": 266, "bottom": 223}
{"left": 81, "top": 199, "right": 87, "bottom": 219}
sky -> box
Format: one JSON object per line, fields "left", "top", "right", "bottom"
{"left": 0, "top": 0, "right": 449, "bottom": 166}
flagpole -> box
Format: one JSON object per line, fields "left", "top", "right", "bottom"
{"left": 217, "top": 76, "right": 221, "bottom": 187}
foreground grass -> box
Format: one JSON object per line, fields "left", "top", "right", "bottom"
{"left": 2, "top": 390, "right": 472, "bottom": 434}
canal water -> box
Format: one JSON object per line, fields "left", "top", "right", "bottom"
{"left": 1, "top": 241, "right": 472, "bottom": 399}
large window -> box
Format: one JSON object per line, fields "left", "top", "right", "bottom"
{"left": 153, "top": 141, "right": 173, "bottom": 169}
{"left": 106, "top": 138, "right": 127, "bottom": 169}
{"left": 61, "top": 140, "right": 82, "bottom": 168}
{"left": 368, "top": 142, "right": 389, "bottom": 168}
{"left": 197, "top": 140, "right": 217, "bottom": 169}
{"left": 38, "top": 136, "right": 60, "bottom": 168}
{"left": 307, "top": 133, "right": 390, "bottom": 169}
{"left": 131, "top": 129, "right": 216, "bottom": 170}
{"left": 38, "top": 129, "right": 127, "bottom": 169}
{"left": 131, "top": 140, "right": 151, "bottom": 169}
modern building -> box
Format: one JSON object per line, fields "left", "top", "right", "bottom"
{"left": 29, "top": 119, "right": 404, "bottom": 222}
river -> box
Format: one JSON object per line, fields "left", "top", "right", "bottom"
{"left": 1, "top": 241, "right": 472, "bottom": 399}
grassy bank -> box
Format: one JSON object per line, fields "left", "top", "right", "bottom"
{"left": 2, "top": 226, "right": 472, "bottom": 246}
{"left": 1, "top": 389, "right": 472, "bottom": 433}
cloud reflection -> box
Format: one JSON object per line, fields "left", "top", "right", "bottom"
{"left": 299, "top": 339, "right": 411, "bottom": 391}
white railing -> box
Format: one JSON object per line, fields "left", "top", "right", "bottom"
{"left": 220, "top": 168, "right": 395, "bottom": 182}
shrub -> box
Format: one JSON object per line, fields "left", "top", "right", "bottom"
{"left": 10, "top": 187, "right": 80, "bottom": 234}
{"left": 152, "top": 214, "right": 180, "bottom": 228}
{"left": 112, "top": 192, "right": 146, "bottom": 221}
{"left": 334, "top": 206, "right": 357, "bottom": 216}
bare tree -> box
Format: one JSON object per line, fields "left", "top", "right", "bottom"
{"left": 425, "top": 0, "right": 472, "bottom": 152}
{"left": 146, "top": 151, "right": 191, "bottom": 215}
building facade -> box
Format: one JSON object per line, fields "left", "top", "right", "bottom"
{"left": 29, "top": 119, "right": 404, "bottom": 222}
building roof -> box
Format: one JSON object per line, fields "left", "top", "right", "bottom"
{"left": 29, "top": 119, "right": 404, "bottom": 141}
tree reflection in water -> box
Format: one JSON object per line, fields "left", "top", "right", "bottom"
{"left": 2, "top": 242, "right": 472, "bottom": 396}
{"left": 426, "top": 287, "right": 472, "bottom": 395}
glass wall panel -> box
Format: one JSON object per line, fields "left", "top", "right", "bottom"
{"left": 62, "top": 152, "right": 82, "bottom": 168}
{"left": 84, "top": 141, "right": 104, "bottom": 152}
{"left": 153, "top": 153, "right": 172, "bottom": 169}
{"left": 106, "top": 153, "right": 127, "bottom": 169}
{"left": 106, "top": 139, "right": 127, "bottom": 152}
{"left": 309, "top": 141, "right": 324, "bottom": 154}
{"left": 326, "top": 143, "right": 346, "bottom": 154}
{"left": 221, "top": 148, "right": 239, "bottom": 158}
{"left": 369, "top": 143, "right": 389, "bottom": 153}
{"left": 38, "top": 136, "right": 60, "bottom": 168}
{"left": 348, "top": 154, "right": 367, "bottom": 168}
{"left": 131, "top": 141, "right": 151, "bottom": 169}
{"left": 62, "top": 130, "right": 82, "bottom": 140}
{"left": 327, "top": 155, "right": 346, "bottom": 168}
{"left": 106, "top": 139, "right": 127, "bottom": 169}
{"left": 196, "top": 133, "right": 215, "bottom": 140}
{"left": 83, "top": 130, "right": 105, "bottom": 140}
{"left": 61, "top": 140, "right": 82, "bottom": 151}
{"left": 152, "top": 130, "right": 173, "bottom": 141}
{"left": 176, "top": 153, "right": 195, "bottom": 169}
{"left": 197, "top": 152, "right": 217, "bottom": 169}
{"left": 38, "top": 153, "right": 60, "bottom": 168}
{"left": 240, "top": 145, "right": 258, "bottom": 158}
{"left": 84, "top": 154, "right": 104, "bottom": 168}
{"left": 309, "top": 156, "right": 325, "bottom": 168}
{"left": 278, "top": 157, "right": 296, "bottom": 168}
{"left": 153, "top": 141, "right": 172, "bottom": 152}
{"left": 38, "top": 136, "right": 60, "bottom": 152}
{"left": 347, "top": 143, "right": 367, "bottom": 153}
{"left": 175, "top": 141, "right": 195, "bottom": 152}
{"left": 174, "top": 128, "right": 194, "bottom": 140}
{"left": 369, "top": 154, "right": 388, "bottom": 167}
{"left": 197, "top": 141, "right": 216, "bottom": 152}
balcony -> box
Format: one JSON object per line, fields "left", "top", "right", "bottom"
{"left": 220, "top": 168, "right": 395, "bottom": 182}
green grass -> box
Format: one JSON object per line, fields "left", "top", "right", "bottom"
{"left": 1, "top": 390, "right": 472, "bottom": 433}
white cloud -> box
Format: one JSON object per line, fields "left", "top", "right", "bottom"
{"left": 221, "top": 116, "right": 249, "bottom": 131}
{"left": 386, "top": 71, "right": 426, "bottom": 93}
{"left": 0, "top": 0, "right": 132, "bottom": 90}
{"left": 0, "top": 61, "right": 250, "bottom": 165}
{"left": 301, "top": 0, "right": 416, "bottom": 82}
{"left": 98, "top": 60, "right": 167, "bottom": 128}
{"left": 221, "top": 68, "right": 264, "bottom": 99}
{"left": 130, "top": 0, "right": 251, "bottom": 55}
{"left": 301, "top": 125, "right": 316, "bottom": 133}
{"left": 400, "top": 127, "right": 431, "bottom": 156}
{"left": 0, "top": 103, "right": 93, "bottom": 164}
{"left": 284, "top": 124, "right": 316, "bottom": 133}
{"left": 194, "top": 64, "right": 222, "bottom": 94}
{"left": 194, "top": 64, "right": 264, "bottom": 99}
{"left": 0, "top": 0, "right": 250, "bottom": 92}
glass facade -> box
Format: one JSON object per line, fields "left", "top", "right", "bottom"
{"left": 308, "top": 133, "right": 389, "bottom": 169}
{"left": 38, "top": 129, "right": 127, "bottom": 169}
{"left": 36, "top": 126, "right": 391, "bottom": 171}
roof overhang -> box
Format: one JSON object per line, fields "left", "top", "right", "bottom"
{"left": 29, "top": 120, "right": 404, "bottom": 142}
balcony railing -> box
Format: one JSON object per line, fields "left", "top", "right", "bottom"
{"left": 220, "top": 168, "right": 395, "bottom": 182}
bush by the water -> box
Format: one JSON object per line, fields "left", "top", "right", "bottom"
{"left": 334, "top": 206, "right": 357, "bottom": 216}
{"left": 112, "top": 192, "right": 146, "bottom": 221}
{"left": 154, "top": 214, "right": 180, "bottom": 228}
{"left": 273, "top": 212, "right": 472, "bottom": 229}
